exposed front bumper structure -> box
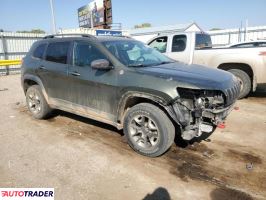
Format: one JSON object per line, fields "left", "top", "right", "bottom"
{"left": 169, "top": 82, "right": 240, "bottom": 141}
{"left": 202, "top": 104, "right": 235, "bottom": 125}
{"left": 172, "top": 102, "right": 235, "bottom": 140}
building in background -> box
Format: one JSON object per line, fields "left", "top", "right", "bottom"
{"left": 129, "top": 22, "right": 266, "bottom": 47}
{"left": 129, "top": 23, "right": 203, "bottom": 43}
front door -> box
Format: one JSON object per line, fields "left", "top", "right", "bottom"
{"left": 67, "top": 40, "right": 118, "bottom": 121}
{"left": 166, "top": 34, "right": 191, "bottom": 63}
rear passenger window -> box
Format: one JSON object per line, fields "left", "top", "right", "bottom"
{"left": 45, "top": 42, "right": 70, "bottom": 64}
{"left": 33, "top": 44, "right": 46, "bottom": 59}
{"left": 172, "top": 35, "right": 187, "bottom": 52}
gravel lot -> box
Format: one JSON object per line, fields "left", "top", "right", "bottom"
{"left": 0, "top": 74, "right": 266, "bottom": 200}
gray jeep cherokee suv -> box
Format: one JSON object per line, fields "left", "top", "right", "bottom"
{"left": 21, "top": 34, "right": 240, "bottom": 157}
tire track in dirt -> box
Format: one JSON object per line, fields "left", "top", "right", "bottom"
{"left": 16, "top": 105, "right": 266, "bottom": 199}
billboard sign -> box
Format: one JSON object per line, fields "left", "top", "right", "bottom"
{"left": 96, "top": 30, "right": 122, "bottom": 36}
{"left": 78, "top": 0, "right": 112, "bottom": 28}
{"left": 78, "top": 5, "right": 91, "bottom": 28}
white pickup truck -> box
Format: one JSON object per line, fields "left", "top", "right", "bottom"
{"left": 147, "top": 32, "right": 266, "bottom": 98}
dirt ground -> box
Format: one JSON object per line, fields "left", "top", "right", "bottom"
{"left": 0, "top": 74, "right": 266, "bottom": 200}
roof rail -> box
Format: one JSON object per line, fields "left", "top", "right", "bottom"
{"left": 43, "top": 33, "right": 96, "bottom": 39}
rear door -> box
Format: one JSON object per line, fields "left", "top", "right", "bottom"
{"left": 38, "top": 41, "right": 71, "bottom": 100}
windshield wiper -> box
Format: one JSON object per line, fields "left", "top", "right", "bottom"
{"left": 127, "top": 61, "right": 175, "bottom": 68}
{"left": 154, "top": 61, "right": 175, "bottom": 66}
{"left": 127, "top": 64, "right": 148, "bottom": 68}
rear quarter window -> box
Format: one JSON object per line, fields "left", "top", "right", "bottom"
{"left": 45, "top": 42, "right": 70, "bottom": 64}
{"left": 195, "top": 34, "right": 212, "bottom": 49}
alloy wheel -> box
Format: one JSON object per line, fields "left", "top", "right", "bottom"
{"left": 129, "top": 115, "right": 160, "bottom": 149}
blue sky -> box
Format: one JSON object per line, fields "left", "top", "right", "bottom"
{"left": 1, "top": 0, "right": 266, "bottom": 33}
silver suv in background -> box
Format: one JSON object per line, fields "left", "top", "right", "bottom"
{"left": 228, "top": 40, "right": 266, "bottom": 48}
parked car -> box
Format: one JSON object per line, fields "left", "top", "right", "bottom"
{"left": 21, "top": 34, "right": 240, "bottom": 157}
{"left": 148, "top": 32, "right": 266, "bottom": 98}
{"left": 228, "top": 40, "right": 266, "bottom": 48}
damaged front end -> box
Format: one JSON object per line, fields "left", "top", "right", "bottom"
{"left": 168, "top": 84, "right": 240, "bottom": 141}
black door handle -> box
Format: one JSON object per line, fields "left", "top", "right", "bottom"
{"left": 70, "top": 71, "right": 80, "bottom": 76}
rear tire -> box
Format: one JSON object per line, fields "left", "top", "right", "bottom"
{"left": 123, "top": 103, "right": 175, "bottom": 157}
{"left": 228, "top": 69, "right": 251, "bottom": 98}
{"left": 26, "top": 85, "right": 52, "bottom": 119}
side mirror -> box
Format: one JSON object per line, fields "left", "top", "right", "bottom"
{"left": 91, "top": 59, "right": 112, "bottom": 70}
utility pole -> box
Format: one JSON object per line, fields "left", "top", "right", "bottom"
{"left": 49, "top": 0, "right": 57, "bottom": 34}
{"left": 245, "top": 19, "right": 249, "bottom": 42}
{"left": 239, "top": 21, "right": 243, "bottom": 42}
{"left": 90, "top": 8, "right": 94, "bottom": 29}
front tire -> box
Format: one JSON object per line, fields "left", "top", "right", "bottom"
{"left": 123, "top": 103, "right": 175, "bottom": 157}
{"left": 26, "top": 85, "right": 52, "bottom": 119}
{"left": 228, "top": 69, "right": 251, "bottom": 98}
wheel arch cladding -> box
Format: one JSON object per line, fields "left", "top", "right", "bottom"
{"left": 117, "top": 92, "right": 173, "bottom": 124}
{"left": 22, "top": 75, "right": 49, "bottom": 101}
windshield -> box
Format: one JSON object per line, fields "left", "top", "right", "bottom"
{"left": 101, "top": 40, "right": 174, "bottom": 67}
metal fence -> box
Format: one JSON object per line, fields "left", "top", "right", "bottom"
{"left": 0, "top": 32, "right": 44, "bottom": 75}
{"left": 207, "top": 26, "right": 266, "bottom": 47}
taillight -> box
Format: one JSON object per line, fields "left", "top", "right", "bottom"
{"left": 259, "top": 51, "right": 266, "bottom": 56}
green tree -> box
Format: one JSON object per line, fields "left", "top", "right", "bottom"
{"left": 134, "top": 23, "right": 152, "bottom": 29}
{"left": 17, "top": 29, "right": 45, "bottom": 34}
{"left": 209, "top": 28, "right": 222, "bottom": 31}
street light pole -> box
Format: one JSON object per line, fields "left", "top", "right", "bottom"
{"left": 90, "top": 10, "right": 94, "bottom": 29}
{"left": 49, "top": 0, "right": 57, "bottom": 34}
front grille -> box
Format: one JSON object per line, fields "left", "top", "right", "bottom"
{"left": 223, "top": 81, "right": 241, "bottom": 106}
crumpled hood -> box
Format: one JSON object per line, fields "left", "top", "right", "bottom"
{"left": 136, "top": 62, "right": 236, "bottom": 91}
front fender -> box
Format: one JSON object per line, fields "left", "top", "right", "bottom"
{"left": 116, "top": 90, "right": 173, "bottom": 123}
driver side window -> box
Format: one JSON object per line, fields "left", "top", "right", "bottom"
{"left": 149, "top": 36, "right": 168, "bottom": 53}
{"left": 73, "top": 41, "right": 107, "bottom": 67}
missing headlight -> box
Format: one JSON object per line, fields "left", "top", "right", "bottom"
{"left": 177, "top": 88, "right": 225, "bottom": 109}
